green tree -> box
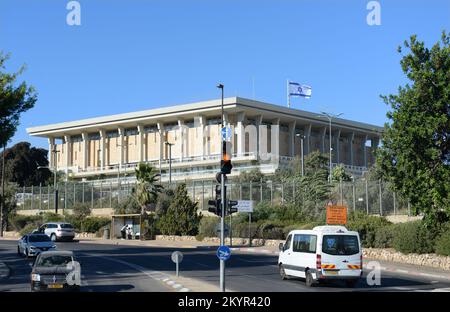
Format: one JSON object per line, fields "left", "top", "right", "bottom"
{"left": 158, "top": 184, "right": 202, "bottom": 236}
{"left": 0, "top": 142, "right": 52, "bottom": 187}
{"left": 0, "top": 52, "right": 37, "bottom": 147}
{"left": 332, "top": 164, "right": 352, "bottom": 182}
{"left": 377, "top": 32, "right": 450, "bottom": 225}
{"left": 134, "top": 163, "right": 163, "bottom": 214}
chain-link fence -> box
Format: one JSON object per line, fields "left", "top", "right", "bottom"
{"left": 15, "top": 178, "right": 411, "bottom": 216}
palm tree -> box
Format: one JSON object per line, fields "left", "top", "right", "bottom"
{"left": 135, "top": 163, "right": 164, "bottom": 215}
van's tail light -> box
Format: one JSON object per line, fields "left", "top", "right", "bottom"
{"left": 316, "top": 254, "right": 322, "bottom": 270}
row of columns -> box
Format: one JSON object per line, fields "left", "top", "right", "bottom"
{"left": 49, "top": 116, "right": 380, "bottom": 171}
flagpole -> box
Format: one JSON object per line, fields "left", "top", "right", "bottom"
{"left": 287, "top": 79, "right": 290, "bottom": 108}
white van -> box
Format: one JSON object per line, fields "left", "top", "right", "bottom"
{"left": 278, "top": 225, "right": 363, "bottom": 287}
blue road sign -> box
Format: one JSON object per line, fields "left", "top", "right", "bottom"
{"left": 217, "top": 245, "right": 231, "bottom": 261}
{"left": 221, "top": 127, "right": 232, "bottom": 142}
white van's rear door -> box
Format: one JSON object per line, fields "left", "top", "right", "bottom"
{"left": 320, "top": 234, "right": 361, "bottom": 277}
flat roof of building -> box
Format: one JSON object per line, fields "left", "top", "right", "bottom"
{"left": 27, "top": 97, "right": 384, "bottom": 137}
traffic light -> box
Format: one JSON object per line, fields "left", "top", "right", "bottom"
{"left": 208, "top": 199, "right": 221, "bottom": 216}
{"left": 221, "top": 141, "right": 233, "bottom": 174}
{"left": 228, "top": 200, "right": 238, "bottom": 214}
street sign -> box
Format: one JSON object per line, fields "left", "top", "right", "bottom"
{"left": 221, "top": 127, "right": 232, "bottom": 142}
{"left": 171, "top": 251, "right": 183, "bottom": 277}
{"left": 217, "top": 245, "right": 231, "bottom": 261}
{"left": 234, "top": 200, "right": 254, "bottom": 213}
{"left": 171, "top": 251, "right": 183, "bottom": 264}
{"left": 326, "top": 206, "right": 348, "bottom": 225}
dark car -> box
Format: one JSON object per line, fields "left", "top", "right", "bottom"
{"left": 31, "top": 250, "right": 81, "bottom": 292}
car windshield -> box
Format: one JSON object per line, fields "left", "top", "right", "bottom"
{"left": 36, "top": 255, "right": 73, "bottom": 267}
{"left": 28, "top": 235, "right": 51, "bottom": 243}
{"left": 60, "top": 224, "right": 73, "bottom": 229}
{"left": 322, "top": 235, "right": 360, "bottom": 256}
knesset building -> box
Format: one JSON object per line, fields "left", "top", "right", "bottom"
{"left": 27, "top": 97, "right": 383, "bottom": 183}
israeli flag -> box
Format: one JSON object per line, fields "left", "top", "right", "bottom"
{"left": 289, "top": 82, "right": 312, "bottom": 98}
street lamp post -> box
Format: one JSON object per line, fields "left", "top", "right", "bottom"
{"left": 165, "top": 142, "right": 174, "bottom": 185}
{"left": 317, "top": 112, "right": 343, "bottom": 183}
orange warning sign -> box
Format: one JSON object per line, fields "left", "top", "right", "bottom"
{"left": 326, "top": 206, "right": 347, "bottom": 225}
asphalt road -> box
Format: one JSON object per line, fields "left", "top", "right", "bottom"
{"left": 1, "top": 239, "right": 449, "bottom": 292}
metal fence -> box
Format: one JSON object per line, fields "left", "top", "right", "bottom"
{"left": 15, "top": 178, "right": 411, "bottom": 216}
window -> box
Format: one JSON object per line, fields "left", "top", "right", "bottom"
{"left": 322, "top": 235, "right": 360, "bottom": 256}
{"left": 284, "top": 234, "right": 292, "bottom": 251}
{"left": 106, "top": 130, "right": 119, "bottom": 138}
{"left": 293, "top": 234, "right": 317, "bottom": 253}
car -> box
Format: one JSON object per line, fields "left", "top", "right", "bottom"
{"left": 278, "top": 225, "right": 363, "bottom": 287}
{"left": 31, "top": 250, "right": 81, "bottom": 292}
{"left": 17, "top": 234, "right": 57, "bottom": 258}
{"left": 38, "top": 222, "right": 75, "bottom": 242}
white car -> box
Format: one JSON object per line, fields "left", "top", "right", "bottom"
{"left": 278, "top": 225, "right": 363, "bottom": 287}
{"left": 17, "top": 234, "right": 57, "bottom": 258}
{"left": 38, "top": 222, "right": 75, "bottom": 242}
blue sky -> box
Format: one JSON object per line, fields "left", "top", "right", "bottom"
{"left": 1, "top": 0, "right": 449, "bottom": 149}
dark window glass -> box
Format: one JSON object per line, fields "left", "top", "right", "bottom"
{"left": 293, "top": 234, "right": 317, "bottom": 253}
{"left": 322, "top": 235, "right": 360, "bottom": 256}
{"left": 36, "top": 255, "right": 73, "bottom": 267}
{"left": 28, "top": 235, "right": 51, "bottom": 242}
{"left": 60, "top": 223, "right": 73, "bottom": 229}
{"left": 284, "top": 234, "right": 292, "bottom": 251}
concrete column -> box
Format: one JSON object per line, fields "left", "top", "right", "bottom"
{"left": 99, "top": 130, "right": 105, "bottom": 170}
{"left": 194, "top": 116, "right": 205, "bottom": 159}
{"left": 320, "top": 126, "right": 327, "bottom": 154}
{"left": 178, "top": 120, "right": 184, "bottom": 161}
{"left": 48, "top": 138, "right": 55, "bottom": 168}
{"left": 63, "top": 135, "right": 71, "bottom": 174}
{"left": 256, "top": 115, "right": 263, "bottom": 159}
{"left": 288, "top": 121, "right": 296, "bottom": 157}
{"left": 363, "top": 134, "right": 369, "bottom": 167}
{"left": 81, "top": 132, "right": 89, "bottom": 170}
{"left": 304, "top": 124, "right": 312, "bottom": 155}
{"left": 236, "top": 112, "right": 246, "bottom": 156}
{"left": 349, "top": 132, "right": 355, "bottom": 166}
{"left": 157, "top": 123, "right": 164, "bottom": 171}
{"left": 271, "top": 118, "right": 280, "bottom": 161}
{"left": 335, "top": 129, "right": 341, "bottom": 164}
{"left": 118, "top": 127, "right": 124, "bottom": 169}
{"left": 137, "top": 124, "right": 144, "bottom": 163}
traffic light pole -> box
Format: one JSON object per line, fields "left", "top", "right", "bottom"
{"left": 220, "top": 173, "right": 226, "bottom": 292}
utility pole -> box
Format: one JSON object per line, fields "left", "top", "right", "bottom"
{"left": 0, "top": 144, "right": 5, "bottom": 237}
{"left": 217, "top": 83, "right": 226, "bottom": 292}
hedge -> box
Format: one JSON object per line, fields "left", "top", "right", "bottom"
{"left": 435, "top": 225, "right": 450, "bottom": 256}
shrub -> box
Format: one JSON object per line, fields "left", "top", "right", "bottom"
{"left": 9, "top": 214, "right": 41, "bottom": 231}
{"left": 257, "top": 221, "right": 286, "bottom": 240}
{"left": 195, "top": 234, "right": 204, "bottom": 241}
{"left": 435, "top": 224, "right": 450, "bottom": 256}
{"left": 374, "top": 224, "right": 397, "bottom": 248}
{"left": 19, "top": 223, "right": 39, "bottom": 236}
{"left": 232, "top": 222, "right": 258, "bottom": 239}
{"left": 40, "top": 212, "right": 64, "bottom": 223}
{"left": 198, "top": 216, "right": 220, "bottom": 238}
{"left": 80, "top": 217, "right": 110, "bottom": 233}
{"left": 347, "top": 212, "right": 391, "bottom": 248}
{"left": 393, "top": 221, "right": 436, "bottom": 254}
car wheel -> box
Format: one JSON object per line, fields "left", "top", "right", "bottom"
{"left": 305, "top": 270, "right": 315, "bottom": 287}
{"left": 50, "top": 234, "right": 57, "bottom": 242}
{"left": 345, "top": 279, "right": 359, "bottom": 288}
{"left": 279, "top": 264, "right": 288, "bottom": 280}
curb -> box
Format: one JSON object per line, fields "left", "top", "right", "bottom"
{"left": 0, "top": 261, "right": 10, "bottom": 280}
